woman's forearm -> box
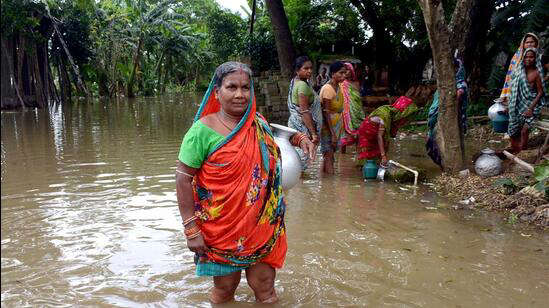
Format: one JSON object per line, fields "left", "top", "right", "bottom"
{"left": 176, "top": 175, "right": 196, "bottom": 221}
{"left": 323, "top": 110, "right": 335, "bottom": 136}
{"left": 377, "top": 133, "right": 386, "bottom": 156}
{"left": 176, "top": 162, "right": 198, "bottom": 223}
{"left": 302, "top": 112, "right": 316, "bottom": 136}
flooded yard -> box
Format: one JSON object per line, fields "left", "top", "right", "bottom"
{"left": 1, "top": 97, "right": 548, "bottom": 307}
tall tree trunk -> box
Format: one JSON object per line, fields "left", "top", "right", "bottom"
{"left": 1, "top": 37, "right": 25, "bottom": 109}
{"left": 417, "top": 0, "right": 468, "bottom": 173}
{"left": 45, "top": 3, "right": 89, "bottom": 99}
{"left": 350, "top": 0, "right": 392, "bottom": 73}
{"left": 265, "top": 0, "right": 296, "bottom": 77}
{"left": 31, "top": 48, "right": 45, "bottom": 108}
{"left": 127, "top": 34, "right": 144, "bottom": 98}
{"left": 250, "top": 0, "right": 257, "bottom": 37}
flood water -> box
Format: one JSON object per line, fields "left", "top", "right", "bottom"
{"left": 2, "top": 96, "right": 548, "bottom": 307}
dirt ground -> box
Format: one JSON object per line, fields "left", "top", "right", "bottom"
{"left": 431, "top": 124, "right": 548, "bottom": 229}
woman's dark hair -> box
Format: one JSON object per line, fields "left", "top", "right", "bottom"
{"left": 214, "top": 61, "right": 252, "bottom": 88}
{"left": 294, "top": 56, "right": 311, "bottom": 73}
{"left": 329, "top": 61, "right": 345, "bottom": 77}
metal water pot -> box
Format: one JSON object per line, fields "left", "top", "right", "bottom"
{"left": 270, "top": 124, "right": 301, "bottom": 191}
{"left": 488, "top": 98, "right": 506, "bottom": 121}
{"left": 474, "top": 148, "right": 502, "bottom": 177}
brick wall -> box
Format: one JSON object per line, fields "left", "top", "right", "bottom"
{"left": 253, "top": 71, "right": 291, "bottom": 125}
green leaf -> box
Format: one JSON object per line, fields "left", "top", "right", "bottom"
{"left": 492, "top": 178, "right": 516, "bottom": 188}
{"left": 534, "top": 160, "right": 549, "bottom": 182}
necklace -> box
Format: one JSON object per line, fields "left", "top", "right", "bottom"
{"left": 216, "top": 112, "right": 235, "bottom": 132}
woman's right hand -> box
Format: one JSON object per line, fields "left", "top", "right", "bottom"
{"left": 187, "top": 234, "right": 208, "bottom": 256}
{"left": 380, "top": 155, "right": 388, "bottom": 167}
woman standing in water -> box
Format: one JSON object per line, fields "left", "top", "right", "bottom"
{"left": 319, "top": 61, "right": 347, "bottom": 174}
{"left": 287, "top": 56, "right": 322, "bottom": 169}
{"left": 176, "top": 62, "right": 315, "bottom": 304}
{"left": 340, "top": 62, "right": 366, "bottom": 148}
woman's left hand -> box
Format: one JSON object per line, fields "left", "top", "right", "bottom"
{"left": 523, "top": 108, "right": 533, "bottom": 118}
{"left": 299, "top": 137, "right": 316, "bottom": 161}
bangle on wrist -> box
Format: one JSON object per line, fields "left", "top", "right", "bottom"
{"left": 183, "top": 215, "right": 198, "bottom": 228}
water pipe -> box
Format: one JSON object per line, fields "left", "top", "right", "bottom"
{"left": 388, "top": 160, "right": 419, "bottom": 186}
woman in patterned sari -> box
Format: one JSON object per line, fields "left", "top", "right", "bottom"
{"left": 176, "top": 62, "right": 315, "bottom": 304}
{"left": 499, "top": 33, "right": 540, "bottom": 102}
{"left": 357, "top": 97, "right": 418, "bottom": 166}
{"left": 319, "top": 61, "right": 347, "bottom": 174}
{"left": 340, "top": 62, "right": 366, "bottom": 148}
{"left": 287, "top": 56, "right": 322, "bottom": 170}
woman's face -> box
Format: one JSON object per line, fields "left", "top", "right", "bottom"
{"left": 297, "top": 61, "right": 313, "bottom": 80}
{"left": 523, "top": 36, "right": 537, "bottom": 49}
{"left": 524, "top": 50, "right": 536, "bottom": 67}
{"left": 216, "top": 71, "right": 250, "bottom": 117}
{"left": 331, "top": 67, "right": 346, "bottom": 84}
{"left": 344, "top": 67, "right": 352, "bottom": 80}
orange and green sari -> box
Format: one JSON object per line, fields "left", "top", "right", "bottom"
{"left": 191, "top": 76, "right": 287, "bottom": 276}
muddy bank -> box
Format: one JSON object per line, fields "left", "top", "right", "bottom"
{"left": 429, "top": 124, "right": 548, "bottom": 229}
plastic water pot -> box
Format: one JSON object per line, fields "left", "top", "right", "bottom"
{"left": 362, "top": 160, "right": 379, "bottom": 179}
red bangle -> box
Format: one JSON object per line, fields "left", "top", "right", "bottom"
{"left": 184, "top": 225, "right": 201, "bottom": 237}
{"left": 186, "top": 230, "right": 202, "bottom": 240}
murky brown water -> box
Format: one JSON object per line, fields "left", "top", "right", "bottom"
{"left": 2, "top": 97, "right": 548, "bottom": 307}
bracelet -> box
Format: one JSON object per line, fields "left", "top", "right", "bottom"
{"left": 186, "top": 231, "right": 202, "bottom": 240}
{"left": 299, "top": 109, "right": 311, "bottom": 114}
{"left": 176, "top": 169, "right": 194, "bottom": 178}
{"left": 183, "top": 215, "right": 198, "bottom": 228}
{"left": 291, "top": 132, "right": 308, "bottom": 146}
{"left": 184, "top": 225, "right": 201, "bottom": 237}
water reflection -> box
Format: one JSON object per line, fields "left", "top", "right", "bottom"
{"left": 1, "top": 97, "right": 548, "bottom": 307}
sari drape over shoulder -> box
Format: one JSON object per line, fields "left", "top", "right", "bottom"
{"left": 191, "top": 76, "right": 287, "bottom": 274}
{"left": 500, "top": 33, "right": 541, "bottom": 99}
{"left": 340, "top": 80, "right": 366, "bottom": 146}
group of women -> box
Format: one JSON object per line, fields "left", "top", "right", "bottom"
{"left": 174, "top": 32, "right": 545, "bottom": 304}
{"left": 288, "top": 56, "right": 418, "bottom": 173}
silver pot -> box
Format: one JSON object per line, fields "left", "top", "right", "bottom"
{"left": 474, "top": 148, "right": 502, "bottom": 177}
{"left": 270, "top": 124, "right": 301, "bottom": 191}
{"left": 488, "top": 98, "right": 506, "bottom": 121}
{"left": 376, "top": 167, "right": 386, "bottom": 181}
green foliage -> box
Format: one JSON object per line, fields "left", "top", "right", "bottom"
{"left": 533, "top": 160, "right": 549, "bottom": 198}
{"left": 507, "top": 212, "right": 519, "bottom": 225}
{"left": 493, "top": 178, "right": 519, "bottom": 195}
{"left": 486, "top": 64, "right": 506, "bottom": 95}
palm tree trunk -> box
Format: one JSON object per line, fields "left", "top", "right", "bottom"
{"left": 127, "top": 34, "right": 144, "bottom": 98}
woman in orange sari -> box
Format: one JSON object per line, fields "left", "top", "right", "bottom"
{"left": 175, "top": 62, "right": 315, "bottom": 304}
